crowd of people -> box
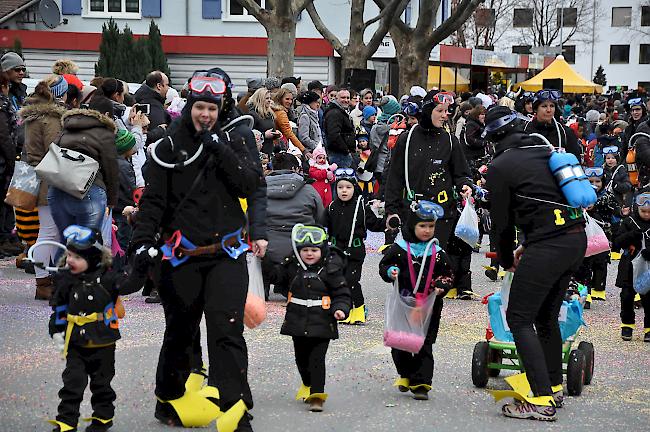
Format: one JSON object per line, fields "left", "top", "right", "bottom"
{"left": 1, "top": 48, "right": 649, "bottom": 431}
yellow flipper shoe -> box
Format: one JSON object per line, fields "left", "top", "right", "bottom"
{"left": 351, "top": 305, "right": 366, "bottom": 324}
{"left": 551, "top": 384, "right": 563, "bottom": 394}
{"left": 47, "top": 420, "right": 76, "bottom": 431}
{"left": 445, "top": 288, "right": 457, "bottom": 299}
{"left": 393, "top": 377, "right": 410, "bottom": 392}
{"left": 165, "top": 386, "right": 222, "bottom": 427}
{"left": 185, "top": 372, "right": 207, "bottom": 393}
{"left": 305, "top": 393, "right": 328, "bottom": 402}
{"left": 215, "top": 399, "right": 248, "bottom": 432}
{"left": 295, "top": 383, "right": 311, "bottom": 401}
{"left": 591, "top": 290, "right": 606, "bottom": 301}
{"left": 611, "top": 251, "right": 621, "bottom": 260}
{"left": 488, "top": 373, "right": 554, "bottom": 407}
{"left": 634, "top": 293, "right": 641, "bottom": 302}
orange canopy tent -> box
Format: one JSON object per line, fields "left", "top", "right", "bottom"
{"left": 514, "top": 55, "right": 603, "bottom": 94}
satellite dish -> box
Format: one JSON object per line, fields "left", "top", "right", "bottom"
{"left": 39, "top": 0, "right": 61, "bottom": 29}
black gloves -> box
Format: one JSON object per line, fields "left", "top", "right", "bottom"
{"left": 200, "top": 128, "right": 221, "bottom": 153}
{"left": 641, "top": 249, "right": 650, "bottom": 261}
{"left": 132, "top": 244, "right": 157, "bottom": 275}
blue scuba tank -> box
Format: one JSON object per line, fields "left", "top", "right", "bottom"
{"left": 548, "top": 151, "right": 597, "bottom": 208}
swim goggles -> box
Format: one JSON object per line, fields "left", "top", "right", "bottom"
{"left": 627, "top": 98, "right": 643, "bottom": 108}
{"left": 533, "top": 89, "right": 562, "bottom": 105}
{"left": 335, "top": 167, "right": 356, "bottom": 181}
{"left": 292, "top": 225, "right": 328, "bottom": 246}
{"left": 422, "top": 91, "right": 454, "bottom": 108}
{"left": 188, "top": 77, "right": 227, "bottom": 104}
{"left": 63, "top": 225, "right": 102, "bottom": 250}
{"left": 602, "top": 146, "right": 619, "bottom": 155}
{"left": 402, "top": 101, "right": 421, "bottom": 117}
{"left": 635, "top": 193, "right": 650, "bottom": 207}
{"left": 484, "top": 111, "right": 518, "bottom": 134}
{"left": 409, "top": 200, "right": 444, "bottom": 221}
{"left": 584, "top": 167, "right": 604, "bottom": 178}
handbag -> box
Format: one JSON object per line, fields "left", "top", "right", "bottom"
{"left": 4, "top": 160, "right": 41, "bottom": 210}
{"left": 35, "top": 142, "right": 99, "bottom": 199}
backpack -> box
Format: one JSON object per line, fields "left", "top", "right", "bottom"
{"left": 387, "top": 115, "right": 407, "bottom": 150}
{"left": 627, "top": 132, "right": 650, "bottom": 187}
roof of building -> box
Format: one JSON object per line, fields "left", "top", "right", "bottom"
{"left": 0, "top": 0, "right": 37, "bottom": 22}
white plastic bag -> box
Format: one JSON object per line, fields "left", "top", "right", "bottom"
{"left": 632, "top": 238, "right": 650, "bottom": 295}
{"left": 244, "top": 254, "right": 267, "bottom": 329}
{"left": 584, "top": 214, "right": 610, "bottom": 258}
{"left": 500, "top": 271, "right": 513, "bottom": 310}
{"left": 454, "top": 200, "right": 480, "bottom": 247}
{"left": 383, "top": 283, "right": 438, "bottom": 353}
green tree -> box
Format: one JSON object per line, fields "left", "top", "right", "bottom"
{"left": 593, "top": 65, "right": 607, "bottom": 86}
{"left": 146, "top": 20, "right": 170, "bottom": 79}
{"left": 95, "top": 18, "right": 121, "bottom": 78}
{"left": 134, "top": 37, "right": 153, "bottom": 82}
{"left": 12, "top": 38, "right": 23, "bottom": 58}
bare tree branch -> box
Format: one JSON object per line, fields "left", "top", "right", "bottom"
{"left": 237, "top": 0, "right": 267, "bottom": 23}
{"left": 305, "top": 2, "right": 345, "bottom": 53}
{"left": 428, "top": 0, "right": 484, "bottom": 47}
{"left": 367, "top": 0, "right": 411, "bottom": 50}
{"left": 374, "top": 0, "right": 411, "bottom": 33}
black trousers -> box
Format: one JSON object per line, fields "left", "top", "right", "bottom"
{"left": 346, "top": 258, "right": 364, "bottom": 307}
{"left": 447, "top": 248, "right": 472, "bottom": 293}
{"left": 575, "top": 251, "right": 609, "bottom": 294}
{"left": 620, "top": 285, "right": 650, "bottom": 327}
{"left": 292, "top": 336, "right": 330, "bottom": 394}
{"left": 391, "top": 297, "right": 443, "bottom": 386}
{"left": 156, "top": 256, "right": 253, "bottom": 411}
{"left": 57, "top": 344, "right": 116, "bottom": 426}
{"left": 506, "top": 231, "right": 586, "bottom": 397}
{"left": 434, "top": 218, "right": 454, "bottom": 250}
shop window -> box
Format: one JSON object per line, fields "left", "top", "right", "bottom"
{"left": 513, "top": 8, "right": 533, "bottom": 28}
{"left": 226, "top": 0, "right": 265, "bottom": 20}
{"left": 610, "top": 45, "right": 630, "bottom": 64}
{"left": 87, "top": 0, "right": 140, "bottom": 17}
{"left": 475, "top": 8, "right": 496, "bottom": 28}
{"left": 640, "top": 45, "right": 650, "bottom": 64}
{"left": 611, "top": 7, "right": 632, "bottom": 27}
{"left": 512, "top": 45, "right": 532, "bottom": 55}
{"left": 562, "top": 45, "right": 576, "bottom": 64}
{"left": 642, "top": 6, "right": 650, "bottom": 27}
{"left": 556, "top": 8, "right": 577, "bottom": 27}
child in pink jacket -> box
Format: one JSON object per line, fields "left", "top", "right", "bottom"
{"left": 309, "top": 146, "right": 337, "bottom": 207}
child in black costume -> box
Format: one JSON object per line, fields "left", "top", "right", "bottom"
{"left": 379, "top": 201, "right": 454, "bottom": 400}
{"left": 324, "top": 168, "right": 383, "bottom": 324}
{"left": 612, "top": 193, "right": 650, "bottom": 342}
{"left": 270, "top": 224, "right": 351, "bottom": 412}
{"left": 575, "top": 168, "right": 622, "bottom": 305}
{"left": 48, "top": 225, "right": 142, "bottom": 432}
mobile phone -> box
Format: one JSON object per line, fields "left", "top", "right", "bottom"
{"left": 134, "top": 104, "right": 150, "bottom": 115}
{"left": 272, "top": 130, "right": 282, "bottom": 137}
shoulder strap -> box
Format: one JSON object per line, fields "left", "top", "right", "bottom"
{"left": 404, "top": 124, "right": 417, "bottom": 199}
{"left": 605, "top": 165, "right": 623, "bottom": 192}
{"left": 348, "top": 195, "right": 363, "bottom": 248}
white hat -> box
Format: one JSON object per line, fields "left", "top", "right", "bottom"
{"left": 409, "top": 86, "right": 427, "bottom": 98}
{"left": 165, "top": 87, "right": 179, "bottom": 105}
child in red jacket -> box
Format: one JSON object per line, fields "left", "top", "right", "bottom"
{"left": 308, "top": 146, "right": 337, "bottom": 207}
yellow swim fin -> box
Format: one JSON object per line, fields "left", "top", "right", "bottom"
{"left": 591, "top": 290, "right": 606, "bottom": 301}
{"left": 634, "top": 293, "right": 641, "bottom": 302}
{"left": 215, "top": 399, "right": 248, "bottom": 432}
{"left": 46, "top": 420, "right": 76, "bottom": 431}
{"left": 445, "top": 288, "right": 457, "bottom": 299}
{"left": 305, "top": 393, "right": 328, "bottom": 402}
{"left": 185, "top": 372, "right": 207, "bottom": 393}
{"left": 295, "top": 383, "right": 311, "bottom": 401}
{"left": 488, "top": 372, "right": 553, "bottom": 406}
{"left": 393, "top": 377, "right": 410, "bottom": 390}
{"left": 81, "top": 416, "right": 113, "bottom": 424}
{"left": 166, "top": 387, "right": 222, "bottom": 427}
{"left": 350, "top": 305, "right": 366, "bottom": 324}
{"left": 408, "top": 383, "right": 432, "bottom": 392}
{"left": 551, "top": 384, "right": 563, "bottom": 394}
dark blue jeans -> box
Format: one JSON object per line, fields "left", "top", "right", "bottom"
{"left": 327, "top": 152, "right": 353, "bottom": 169}
{"left": 48, "top": 185, "right": 107, "bottom": 240}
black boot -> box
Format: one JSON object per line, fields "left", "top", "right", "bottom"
{"left": 85, "top": 419, "right": 113, "bottom": 431}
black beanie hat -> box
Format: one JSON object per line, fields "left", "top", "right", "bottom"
{"left": 484, "top": 106, "right": 519, "bottom": 141}
{"left": 298, "top": 90, "right": 320, "bottom": 105}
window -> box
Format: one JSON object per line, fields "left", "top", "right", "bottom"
{"left": 475, "top": 8, "right": 496, "bottom": 28}
{"left": 404, "top": 1, "right": 412, "bottom": 26}
{"left": 556, "top": 8, "right": 577, "bottom": 27}
{"left": 512, "top": 45, "right": 532, "bottom": 55}
{"left": 641, "top": 45, "right": 650, "bottom": 64}
{"left": 86, "top": 0, "right": 140, "bottom": 17}
{"left": 611, "top": 7, "right": 632, "bottom": 27}
{"left": 562, "top": 45, "right": 576, "bottom": 64}
{"left": 610, "top": 45, "right": 630, "bottom": 64}
{"left": 642, "top": 6, "right": 650, "bottom": 26}
{"left": 226, "top": 0, "right": 266, "bottom": 20}
{"left": 513, "top": 8, "right": 533, "bottom": 27}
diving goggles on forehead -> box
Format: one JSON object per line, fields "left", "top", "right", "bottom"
{"left": 533, "top": 89, "right": 562, "bottom": 104}
{"left": 628, "top": 98, "right": 643, "bottom": 108}
{"left": 584, "top": 167, "right": 604, "bottom": 178}
{"left": 484, "top": 111, "right": 518, "bottom": 134}
{"left": 422, "top": 92, "right": 455, "bottom": 108}
{"left": 188, "top": 77, "right": 227, "bottom": 95}
{"left": 521, "top": 91, "right": 535, "bottom": 100}
{"left": 636, "top": 193, "right": 650, "bottom": 207}
{"left": 335, "top": 167, "right": 356, "bottom": 180}
{"left": 292, "top": 225, "right": 328, "bottom": 245}
{"left": 63, "top": 225, "right": 101, "bottom": 249}
{"left": 402, "top": 101, "right": 421, "bottom": 117}
{"left": 602, "top": 146, "right": 619, "bottom": 155}
{"left": 409, "top": 200, "right": 444, "bottom": 221}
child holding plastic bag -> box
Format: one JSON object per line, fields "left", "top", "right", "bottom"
{"left": 378, "top": 201, "right": 454, "bottom": 400}
{"left": 575, "top": 167, "right": 622, "bottom": 306}
{"left": 268, "top": 224, "right": 351, "bottom": 412}
{"left": 612, "top": 192, "right": 650, "bottom": 342}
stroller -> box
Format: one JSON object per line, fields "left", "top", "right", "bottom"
{"left": 471, "top": 273, "right": 595, "bottom": 396}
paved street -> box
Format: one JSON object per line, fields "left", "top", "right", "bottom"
{"left": 1, "top": 233, "right": 648, "bottom": 432}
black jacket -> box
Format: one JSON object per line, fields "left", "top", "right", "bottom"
{"left": 271, "top": 253, "right": 351, "bottom": 339}
{"left": 485, "top": 131, "right": 585, "bottom": 269}
{"left": 250, "top": 109, "right": 276, "bottom": 155}
{"left": 621, "top": 115, "right": 648, "bottom": 157}
{"left": 116, "top": 157, "right": 136, "bottom": 214}
{"left": 461, "top": 117, "right": 487, "bottom": 161}
{"left": 384, "top": 124, "right": 473, "bottom": 219}
{"left": 588, "top": 189, "right": 621, "bottom": 237}
{"left": 613, "top": 215, "right": 650, "bottom": 288}
{"left": 0, "top": 94, "right": 17, "bottom": 189}
{"left": 631, "top": 119, "right": 650, "bottom": 186}
{"left": 131, "top": 118, "right": 262, "bottom": 250}
{"left": 49, "top": 268, "right": 125, "bottom": 347}
{"left": 324, "top": 188, "right": 384, "bottom": 261}
{"left": 323, "top": 102, "right": 355, "bottom": 155}
{"left": 378, "top": 240, "right": 454, "bottom": 296}
{"left": 134, "top": 85, "right": 171, "bottom": 144}
{"left": 603, "top": 163, "right": 632, "bottom": 206}
{"left": 524, "top": 117, "right": 581, "bottom": 159}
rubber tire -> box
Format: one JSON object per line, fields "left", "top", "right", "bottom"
{"left": 577, "top": 341, "right": 595, "bottom": 385}
{"left": 567, "top": 349, "right": 586, "bottom": 396}
{"left": 472, "top": 341, "right": 490, "bottom": 388}
{"left": 488, "top": 348, "right": 501, "bottom": 377}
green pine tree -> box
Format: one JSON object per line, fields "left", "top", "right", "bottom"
{"left": 95, "top": 19, "right": 121, "bottom": 77}
{"left": 147, "top": 20, "right": 170, "bottom": 79}
{"left": 117, "top": 25, "right": 138, "bottom": 82}
{"left": 593, "top": 65, "right": 607, "bottom": 86}
{"left": 134, "top": 37, "right": 153, "bottom": 83}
